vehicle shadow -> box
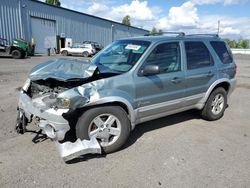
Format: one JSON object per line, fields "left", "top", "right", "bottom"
{"left": 0, "top": 56, "right": 14, "bottom": 59}
{"left": 0, "top": 56, "right": 32, "bottom": 59}
{"left": 122, "top": 109, "right": 201, "bottom": 150}
{"left": 67, "top": 109, "right": 201, "bottom": 164}
{"left": 66, "top": 153, "right": 107, "bottom": 164}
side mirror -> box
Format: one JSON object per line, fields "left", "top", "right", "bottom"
{"left": 142, "top": 65, "right": 160, "bottom": 76}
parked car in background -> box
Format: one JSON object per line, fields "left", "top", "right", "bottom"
{"left": 60, "top": 43, "right": 96, "bottom": 57}
{"left": 83, "top": 41, "right": 103, "bottom": 54}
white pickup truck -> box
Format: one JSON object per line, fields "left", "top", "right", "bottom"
{"left": 60, "top": 43, "right": 96, "bottom": 57}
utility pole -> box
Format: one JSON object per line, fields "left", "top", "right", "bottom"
{"left": 111, "top": 24, "right": 114, "bottom": 42}
{"left": 217, "top": 20, "right": 220, "bottom": 35}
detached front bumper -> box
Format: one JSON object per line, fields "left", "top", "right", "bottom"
{"left": 17, "top": 91, "right": 102, "bottom": 161}
{"left": 56, "top": 138, "right": 101, "bottom": 161}
{"left": 18, "top": 91, "right": 70, "bottom": 141}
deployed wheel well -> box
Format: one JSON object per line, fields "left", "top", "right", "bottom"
{"left": 213, "top": 82, "right": 230, "bottom": 93}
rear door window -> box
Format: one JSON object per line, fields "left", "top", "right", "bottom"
{"left": 185, "top": 41, "right": 214, "bottom": 70}
{"left": 210, "top": 41, "right": 233, "bottom": 64}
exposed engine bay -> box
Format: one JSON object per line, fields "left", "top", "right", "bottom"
{"left": 28, "top": 72, "right": 118, "bottom": 98}
{"left": 28, "top": 78, "right": 85, "bottom": 98}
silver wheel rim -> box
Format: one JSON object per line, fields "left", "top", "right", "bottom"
{"left": 88, "top": 113, "right": 121, "bottom": 147}
{"left": 211, "top": 93, "right": 225, "bottom": 115}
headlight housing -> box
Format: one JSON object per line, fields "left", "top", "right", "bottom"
{"left": 22, "top": 79, "right": 31, "bottom": 92}
{"left": 56, "top": 98, "right": 71, "bottom": 109}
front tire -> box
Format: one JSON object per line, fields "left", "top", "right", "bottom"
{"left": 62, "top": 50, "right": 68, "bottom": 56}
{"left": 12, "top": 50, "right": 22, "bottom": 59}
{"left": 76, "top": 106, "right": 131, "bottom": 153}
{"left": 201, "top": 87, "right": 227, "bottom": 121}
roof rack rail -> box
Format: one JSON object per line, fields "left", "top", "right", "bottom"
{"left": 185, "top": 34, "right": 219, "bottom": 37}
{"left": 144, "top": 31, "right": 185, "bottom": 36}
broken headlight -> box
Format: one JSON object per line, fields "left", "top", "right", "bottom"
{"left": 22, "top": 79, "right": 31, "bottom": 92}
{"left": 56, "top": 98, "right": 71, "bottom": 109}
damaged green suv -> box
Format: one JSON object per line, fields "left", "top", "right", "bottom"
{"left": 16, "top": 33, "right": 236, "bottom": 161}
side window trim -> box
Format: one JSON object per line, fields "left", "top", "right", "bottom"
{"left": 138, "top": 41, "right": 182, "bottom": 76}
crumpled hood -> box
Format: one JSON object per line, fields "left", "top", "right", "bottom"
{"left": 29, "top": 58, "right": 97, "bottom": 81}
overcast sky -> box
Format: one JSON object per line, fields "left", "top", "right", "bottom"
{"left": 59, "top": 0, "right": 250, "bottom": 39}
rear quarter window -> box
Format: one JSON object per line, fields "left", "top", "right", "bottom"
{"left": 185, "top": 41, "right": 214, "bottom": 70}
{"left": 210, "top": 41, "right": 233, "bottom": 64}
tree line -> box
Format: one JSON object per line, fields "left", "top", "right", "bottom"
{"left": 224, "top": 39, "right": 249, "bottom": 49}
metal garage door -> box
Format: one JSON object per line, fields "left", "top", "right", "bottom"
{"left": 31, "top": 17, "right": 56, "bottom": 54}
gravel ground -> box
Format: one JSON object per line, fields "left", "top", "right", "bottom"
{"left": 0, "top": 54, "right": 249, "bottom": 188}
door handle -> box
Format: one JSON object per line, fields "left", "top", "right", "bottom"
{"left": 171, "top": 77, "right": 181, "bottom": 84}
{"left": 206, "top": 71, "right": 214, "bottom": 77}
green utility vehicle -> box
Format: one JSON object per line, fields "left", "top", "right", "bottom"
{"left": 0, "top": 38, "right": 35, "bottom": 59}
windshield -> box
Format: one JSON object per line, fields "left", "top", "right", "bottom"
{"left": 91, "top": 40, "right": 150, "bottom": 74}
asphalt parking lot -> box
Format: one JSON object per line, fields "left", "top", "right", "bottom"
{"left": 0, "top": 54, "right": 249, "bottom": 188}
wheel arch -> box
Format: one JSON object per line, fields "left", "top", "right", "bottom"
{"left": 201, "top": 79, "right": 231, "bottom": 108}
{"left": 61, "top": 50, "right": 68, "bottom": 54}
{"left": 211, "top": 81, "right": 230, "bottom": 93}
{"left": 10, "top": 46, "right": 25, "bottom": 53}
{"left": 75, "top": 97, "right": 136, "bottom": 130}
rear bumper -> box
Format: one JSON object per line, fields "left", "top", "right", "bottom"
{"left": 228, "top": 78, "right": 237, "bottom": 96}
{"left": 18, "top": 91, "right": 70, "bottom": 141}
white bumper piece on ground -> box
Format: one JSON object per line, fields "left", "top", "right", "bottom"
{"left": 56, "top": 137, "right": 101, "bottom": 162}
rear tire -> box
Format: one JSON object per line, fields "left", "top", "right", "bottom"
{"left": 62, "top": 50, "right": 68, "bottom": 56}
{"left": 12, "top": 50, "right": 22, "bottom": 59}
{"left": 201, "top": 87, "right": 227, "bottom": 121}
{"left": 76, "top": 106, "right": 130, "bottom": 153}
{"left": 82, "top": 51, "right": 89, "bottom": 57}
